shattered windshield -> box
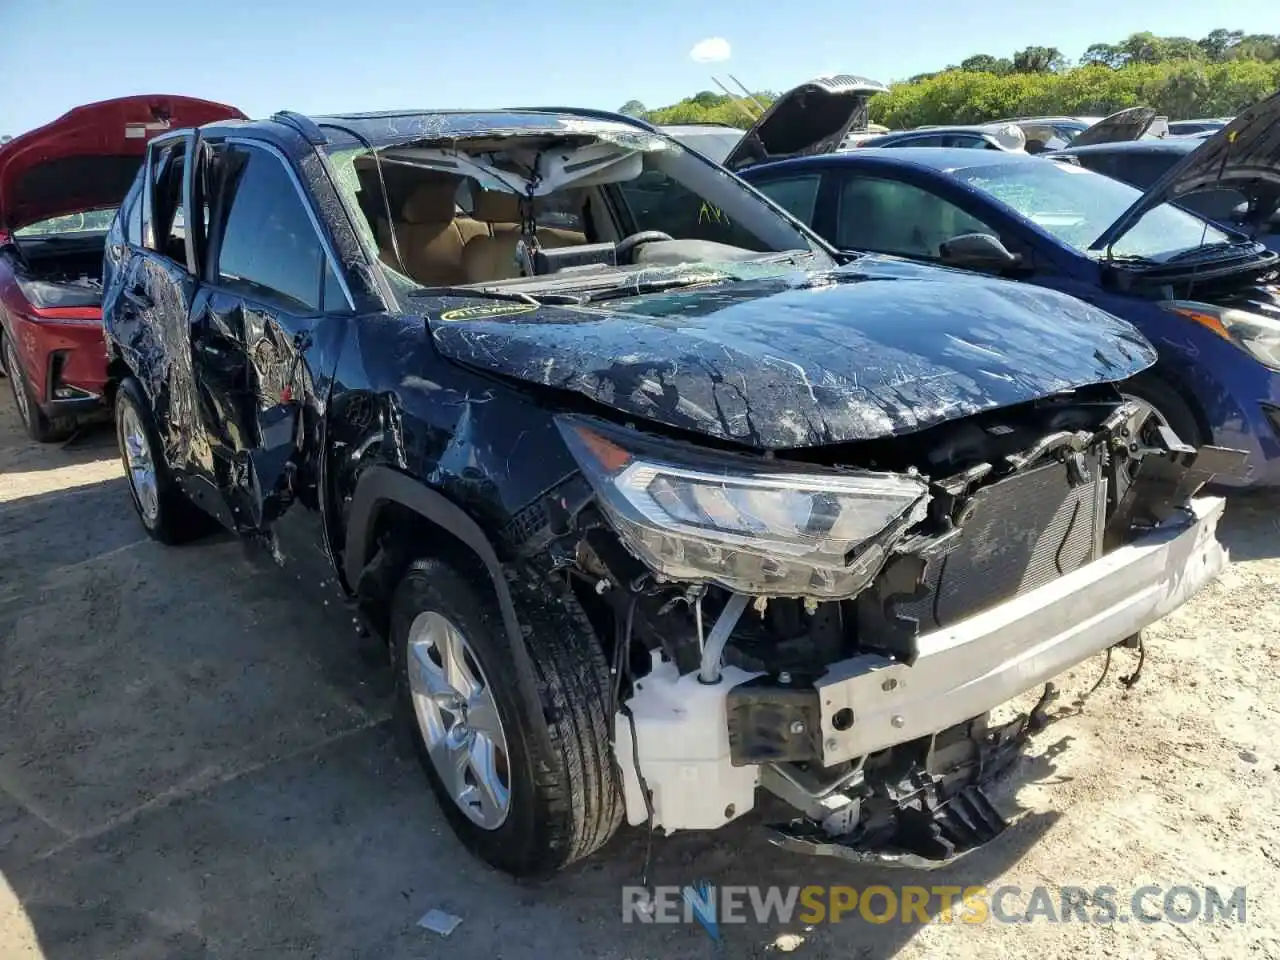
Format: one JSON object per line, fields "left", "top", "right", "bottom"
{"left": 323, "top": 119, "right": 828, "bottom": 296}
{"left": 955, "top": 161, "right": 1232, "bottom": 260}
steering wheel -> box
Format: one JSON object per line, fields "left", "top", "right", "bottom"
{"left": 616, "top": 230, "right": 674, "bottom": 263}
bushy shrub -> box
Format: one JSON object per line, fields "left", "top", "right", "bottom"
{"left": 643, "top": 59, "right": 1280, "bottom": 131}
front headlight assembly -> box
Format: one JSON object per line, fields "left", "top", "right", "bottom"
{"left": 1163, "top": 300, "right": 1280, "bottom": 371}
{"left": 557, "top": 416, "right": 931, "bottom": 599}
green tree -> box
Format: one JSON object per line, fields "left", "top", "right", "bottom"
{"left": 866, "top": 58, "right": 1280, "bottom": 129}
{"left": 689, "top": 91, "right": 727, "bottom": 108}
{"left": 1198, "top": 29, "right": 1244, "bottom": 61}
{"left": 645, "top": 28, "right": 1280, "bottom": 131}
{"left": 960, "top": 54, "right": 1013, "bottom": 75}
{"left": 1120, "top": 32, "right": 1166, "bottom": 64}
{"left": 1012, "top": 46, "right": 1066, "bottom": 73}
{"left": 1231, "top": 34, "right": 1280, "bottom": 62}
{"left": 647, "top": 90, "right": 777, "bottom": 128}
{"left": 617, "top": 100, "right": 648, "bottom": 118}
{"left": 1160, "top": 37, "right": 1205, "bottom": 61}
{"left": 1081, "top": 43, "right": 1126, "bottom": 68}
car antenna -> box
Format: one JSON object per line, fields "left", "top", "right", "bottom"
{"left": 711, "top": 76, "right": 760, "bottom": 125}
{"left": 727, "top": 74, "right": 768, "bottom": 114}
{"left": 316, "top": 120, "right": 406, "bottom": 276}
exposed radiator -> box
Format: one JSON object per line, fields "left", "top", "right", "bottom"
{"left": 894, "top": 453, "right": 1107, "bottom": 632}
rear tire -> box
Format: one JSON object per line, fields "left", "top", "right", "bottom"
{"left": 3, "top": 333, "right": 72, "bottom": 443}
{"left": 391, "top": 557, "right": 623, "bottom": 877}
{"left": 114, "top": 377, "right": 213, "bottom": 544}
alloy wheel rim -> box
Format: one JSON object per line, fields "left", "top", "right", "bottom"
{"left": 407, "top": 611, "right": 511, "bottom": 830}
{"left": 4, "top": 340, "right": 32, "bottom": 428}
{"left": 121, "top": 406, "right": 160, "bottom": 522}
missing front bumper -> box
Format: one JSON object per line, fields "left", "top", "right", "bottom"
{"left": 815, "top": 495, "right": 1226, "bottom": 766}
{"left": 764, "top": 683, "right": 1053, "bottom": 867}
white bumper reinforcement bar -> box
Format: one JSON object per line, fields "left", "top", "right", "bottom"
{"left": 815, "top": 496, "right": 1227, "bottom": 765}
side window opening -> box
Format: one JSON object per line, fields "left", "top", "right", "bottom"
{"left": 942, "top": 135, "right": 986, "bottom": 149}
{"left": 208, "top": 143, "right": 336, "bottom": 313}
{"left": 835, "top": 176, "right": 998, "bottom": 258}
{"left": 902, "top": 134, "right": 946, "bottom": 148}
{"left": 147, "top": 142, "right": 189, "bottom": 266}
{"left": 611, "top": 168, "right": 766, "bottom": 251}
{"left": 754, "top": 175, "right": 823, "bottom": 226}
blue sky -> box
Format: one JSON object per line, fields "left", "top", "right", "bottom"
{"left": 0, "top": 0, "right": 1274, "bottom": 136}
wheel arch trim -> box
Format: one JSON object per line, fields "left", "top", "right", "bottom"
{"left": 343, "top": 465, "right": 553, "bottom": 751}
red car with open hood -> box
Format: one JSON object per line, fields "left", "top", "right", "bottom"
{"left": 0, "top": 95, "right": 244, "bottom": 440}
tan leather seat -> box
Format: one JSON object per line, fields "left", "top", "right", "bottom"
{"left": 379, "top": 176, "right": 486, "bottom": 286}
{"left": 462, "top": 190, "right": 586, "bottom": 283}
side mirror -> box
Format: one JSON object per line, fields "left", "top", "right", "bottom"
{"left": 939, "top": 232, "right": 1023, "bottom": 271}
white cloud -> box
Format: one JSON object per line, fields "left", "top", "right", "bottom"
{"left": 689, "top": 37, "right": 731, "bottom": 64}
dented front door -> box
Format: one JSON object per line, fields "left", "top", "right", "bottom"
{"left": 186, "top": 136, "right": 350, "bottom": 566}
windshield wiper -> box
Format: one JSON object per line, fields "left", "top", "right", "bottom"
{"left": 576, "top": 272, "right": 733, "bottom": 303}
{"left": 410, "top": 285, "right": 591, "bottom": 306}
{"left": 1161, "top": 241, "right": 1246, "bottom": 264}
{"left": 1100, "top": 252, "right": 1159, "bottom": 266}
{"left": 751, "top": 249, "right": 816, "bottom": 265}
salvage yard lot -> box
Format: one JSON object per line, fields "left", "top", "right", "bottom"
{"left": 2, "top": 387, "right": 1279, "bottom": 960}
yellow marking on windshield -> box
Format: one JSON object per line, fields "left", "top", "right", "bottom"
{"left": 699, "top": 202, "right": 731, "bottom": 226}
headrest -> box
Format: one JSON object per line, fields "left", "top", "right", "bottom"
{"left": 401, "top": 177, "right": 461, "bottom": 223}
{"left": 473, "top": 189, "right": 522, "bottom": 223}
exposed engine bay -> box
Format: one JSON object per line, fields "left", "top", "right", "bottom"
{"left": 6, "top": 239, "right": 106, "bottom": 309}
{"left": 507, "top": 383, "right": 1244, "bottom": 866}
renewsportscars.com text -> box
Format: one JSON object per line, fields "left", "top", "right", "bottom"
{"left": 622, "top": 884, "right": 1247, "bottom": 928}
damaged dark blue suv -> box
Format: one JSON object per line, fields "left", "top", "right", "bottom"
{"left": 100, "top": 105, "right": 1240, "bottom": 878}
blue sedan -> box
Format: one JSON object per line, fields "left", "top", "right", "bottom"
{"left": 738, "top": 146, "right": 1280, "bottom": 489}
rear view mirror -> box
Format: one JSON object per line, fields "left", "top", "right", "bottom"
{"left": 939, "top": 232, "right": 1022, "bottom": 271}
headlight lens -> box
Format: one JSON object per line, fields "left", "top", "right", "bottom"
{"left": 558, "top": 416, "right": 930, "bottom": 598}
{"left": 1163, "top": 300, "right": 1280, "bottom": 371}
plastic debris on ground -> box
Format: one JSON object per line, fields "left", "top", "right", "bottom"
{"left": 417, "top": 909, "right": 463, "bottom": 937}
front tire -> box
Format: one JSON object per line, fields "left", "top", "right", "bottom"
{"left": 3, "top": 333, "right": 71, "bottom": 443}
{"left": 114, "top": 377, "right": 212, "bottom": 544}
{"left": 391, "top": 558, "right": 623, "bottom": 877}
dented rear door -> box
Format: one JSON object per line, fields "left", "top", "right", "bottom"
{"left": 110, "top": 133, "right": 216, "bottom": 496}
{"left": 187, "top": 136, "right": 351, "bottom": 566}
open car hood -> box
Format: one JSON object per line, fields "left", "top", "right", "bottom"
{"left": 426, "top": 257, "right": 1156, "bottom": 450}
{"left": 722, "top": 75, "right": 889, "bottom": 172}
{"left": 1068, "top": 107, "right": 1156, "bottom": 148}
{"left": 1090, "top": 90, "right": 1280, "bottom": 252}
{"left": 0, "top": 95, "right": 246, "bottom": 232}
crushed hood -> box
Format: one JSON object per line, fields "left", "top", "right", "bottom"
{"left": 1090, "top": 90, "right": 1280, "bottom": 251}
{"left": 0, "top": 95, "right": 246, "bottom": 231}
{"left": 425, "top": 257, "right": 1156, "bottom": 450}
{"left": 1068, "top": 107, "right": 1156, "bottom": 148}
{"left": 723, "top": 75, "right": 889, "bottom": 172}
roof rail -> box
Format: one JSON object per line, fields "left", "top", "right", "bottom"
{"left": 512, "top": 105, "right": 660, "bottom": 133}
{"left": 270, "top": 111, "right": 327, "bottom": 145}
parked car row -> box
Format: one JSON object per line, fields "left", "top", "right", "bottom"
{"left": 0, "top": 83, "right": 1272, "bottom": 880}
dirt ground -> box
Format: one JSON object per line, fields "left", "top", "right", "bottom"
{"left": 1, "top": 384, "right": 1279, "bottom": 960}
